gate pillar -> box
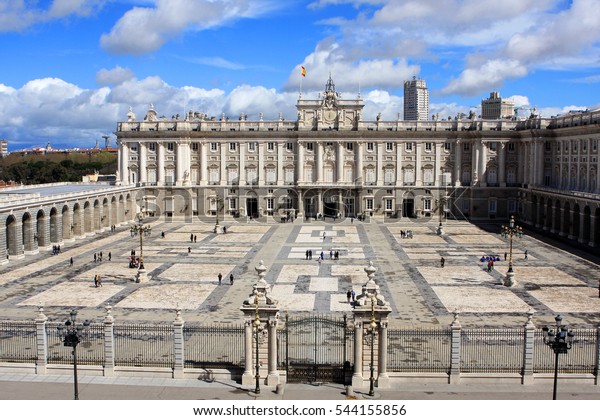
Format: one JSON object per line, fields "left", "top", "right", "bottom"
{"left": 240, "top": 260, "right": 280, "bottom": 387}
{"left": 352, "top": 261, "right": 391, "bottom": 390}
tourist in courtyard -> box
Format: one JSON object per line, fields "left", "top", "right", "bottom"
{"left": 108, "top": 252, "right": 111, "bottom": 261}
{"left": 346, "top": 290, "right": 352, "bottom": 303}
{"left": 218, "top": 273, "right": 222, "bottom": 285}
{"left": 524, "top": 249, "right": 528, "bottom": 259}
{"left": 93, "top": 253, "right": 97, "bottom": 263}
{"left": 440, "top": 257, "right": 445, "bottom": 268}
{"left": 69, "top": 257, "right": 73, "bottom": 267}
{"left": 190, "top": 233, "right": 193, "bottom": 242}
{"left": 230, "top": 273, "right": 234, "bottom": 285}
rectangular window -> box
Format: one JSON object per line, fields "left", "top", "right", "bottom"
{"left": 346, "top": 142, "right": 353, "bottom": 151}
{"left": 131, "top": 144, "right": 138, "bottom": 152}
{"left": 267, "top": 142, "right": 275, "bottom": 151}
{"left": 210, "top": 143, "right": 218, "bottom": 151}
{"left": 405, "top": 142, "right": 413, "bottom": 151}
{"left": 386, "top": 142, "right": 393, "bottom": 151}
{"left": 444, "top": 142, "right": 451, "bottom": 151}
{"left": 149, "top": 143, "right": 156, "bottom": 152}
{"left": 508, "top": 143, "right": 515, "bottom": 152}
{"left": 508, "top": 199, "right": 516, "bottom": 213}
{"left": 286, "top": 142, "right": 294, "bottom": 152}
{"left": 191, "top": 143, "right": 199, "bottom": 151}
{"left": 306, "top": 142, "right": 314, "bottom": 151}
{"left": 248, "top": 142, "right": 256, "bottom": 152}
{"left": 489, "top": 142, "right": 497, "bottom": 151}
{"left": 385, "top": 199, "right": 393, "bottom": 211}
{"left": 266, "top": 198, "right": 274, "bottom": 210}
{"left": 425, "top": 142, "right": 432, "bottom": 151}
{"left": 229, "top": 198, "right": 237, "bottom": 210}
{"left": 366, "top": 198, "right": 374, "bottom": 210}
{"left": 463, "top": 143, "right": 470, "bottom": 151}
{"left": 229, "top": 142, "right": 236, "bottom": 151}
{"left": 545, "top": 142, "right": 552, "bottom": 151}
{"left": 367, "top": 142, "right": 374, "bottom": 151}
{"left": 167, "top": 142, "right": 174, "bottom": 152}
{"left": 424, "top": 199, "right": 432, "bottom": 211}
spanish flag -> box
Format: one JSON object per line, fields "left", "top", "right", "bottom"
{"left": 301, "top": 66, "right": 306, "bottom": 77}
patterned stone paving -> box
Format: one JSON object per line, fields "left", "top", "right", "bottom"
{"left": 1, "top": 218, "right": 600, "bottom": 327}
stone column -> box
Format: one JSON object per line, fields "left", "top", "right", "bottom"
{"left": 157, "top": 143, "right": 165, "bottom": 186}
{"left": 434, "top": 142, "right": 442, "bottom": 187}
{"left": 240, "top": 260, "right": 280, "bottom": 387}
{"left": 522, "top": 310, "right": 535, "bottom": 385}
{"left": 351, "top": 261, "right": 391, "bottom": 390}
{"left": 277, "top": 143, "right": 284, "bottom": 186}
{"left": 479, "top": 140, "right": 487, "bottom": 187}
{"left": 139, "top": 142, "right": 147, "bottom": 184}
{"left": 297, "top": 142, "right": 305, "bottom": 183}
{"left": 176, "top": 142, "right": 184, "bottom": 185}
{"left": 173, "top": 309, "right": 185, "bottom": 379}
{"left": 8, "top": 219, "right": 24, "bottom": 259}
{"left": 200, "top": 143, "right": 208, "bottom": 186}
{"left": 220, "top": 144, "right": 227, "bottom": 185}
{"left": 396, "top": 141, "right": 403, "bottom": 186}
{"left": 258, "top": 143, "right": 265, "bottom": 185}
{"left": 415, "top": 142, "right": 422, "bottom": 186}
{"left": 337, "top": 142, "right": 344, "bottom": 183}
{"left": 351, "top": 319, "right": 363, "bottom": 388}
{"left": 103, "top": 305, "right": 115, "bottom": 377}
{"left": 471, "top": 140, "right": 480, "bottom": 186}
{"left": 377, "top": 143, "right": 384, "bottom": 186}
{"left": 499, "top": 142, "right": 506, "bottom": 186}
{"left": 589, "top": 214, "right": 597, "bottom": 247}
{"left": 316, "top": 142, "right": 323, "bottom": 183}
{"left": 239, "top": 142, "right": 246, "bottom": 185}
{"left": 579, "top": 211, "right": 587, "bottom": 244}
{"left": 356, "top": 142, "right": 363, "bottom": 186}
{"left": 449, "top": 311, "right": 461, "bottom": 384}
{"left": 121, "top": 142, "right": 130, "bottom": 185}
{"left": 454, "top": 139, "right": 462, "bottom": 186}
{"left": 35, "top": 306, "right": 48, "bottom": 375}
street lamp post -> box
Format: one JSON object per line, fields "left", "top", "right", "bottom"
{"left": 214, "top": 194, "right": 223, "bottom": 233}
{"left": 57, "top": 310, "right": 90, "bottom": 400}
{"left": 435, "top": 197, "right": 447, "bottom": 235}
{"left": 130, "top": 212, "right": 152, "bottom": 282}
{"left": 253, "top": 295, "right": 262, "bottom": 395}
{"left": 368, "top": 295, "right": 377, "bottom": 397}
{"left": 542, "top": 315, "right": 575, "bottom": 400}
{"left": 501, "top": 215, "right": 523, "bottom": 287}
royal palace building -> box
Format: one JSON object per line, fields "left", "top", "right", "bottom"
{"left": 113, "top": 77, "right": 600, "bottom": 249}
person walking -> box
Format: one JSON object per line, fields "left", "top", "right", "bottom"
{"left": 229, "top": 273, "right": 234, "bottom": 285}
{"left": 99, "top": 251, "right": 103, "bottom": 262}
{"left": 218, "top": 273, "right": 222, "bottom": 285}
{"left": 346, "top": 289, "right": 352, "bottom": 303}
{"left": 440, "top": 257, "right": 445, "bottom": 268}
{"left": 320, "top": 251, "right": 324, "bottom": 260}
{"left": 108, "top": 252, "right": 111, "bottom": 261}
{"left": 93, "top": 253, "right": 97, "bottom": 263}
{"left": 188, "top": 246, "right": 191, "bottom": 254}
{"left": 96, "top": 274, "right": 102, "bottom": 287}
{"left": 194, "top": 235, "right": 197, "bottom": 243}
{"left": 524, "top": 249, "right": 528, "bottom": 259}
{"left": 351, "top": 290, "right": 356, "bottom": 303}
{"left": 69, "top": 257, "right": 73, "bottom": 267}
{"left": 306, "top": 250, "right": 309, "bottom": 260}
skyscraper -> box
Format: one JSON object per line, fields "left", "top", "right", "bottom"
{"left": 403, "top": 77, "right": 429, "bottom": 121}
{"left": 481, "top": 92, "right": 514, "bottom": 119}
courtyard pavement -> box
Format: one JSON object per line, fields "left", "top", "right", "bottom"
{"left": 1, "top": 217, "right": 599, "bottom": 329}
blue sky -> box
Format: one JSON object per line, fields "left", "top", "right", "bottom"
{"left": 0, "top": 0, "right": 599, "bottom": 150}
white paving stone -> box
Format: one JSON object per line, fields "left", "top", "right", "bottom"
{"left": 75, "top": 263, "right": 162, "bottom": 281}
{"left": 211, "top": 233, "right": 265, "bottom": 243}
{"left": 276, "top": 265, "right": 319, "bottom": 283}
{"left": 432, "top": 286, "right": 531, "bottom": 313}
{"left": 451, "top": 235, "right": 505, "bottom": 245}
{"left": 330, "top": 294, "right": 354, "bottom": 312}
{"left": 271, "top": 285, "right": 315, "bottom": 311}
{"left": 114, "top": 283, "right": 216, "bottom": 310}
{"left": 418, "top": 266, "right": 498, "bottom": 285}
{"left": 160, "top": 264, "right": 236, "bottom": 282}
{"left": 19, "top": 281, "right": 125, "bottom": 307}
{"left": 530, "top": 287, "right": 600, "bottom": 313}
{"left": 515, "top": 267, "right": 585, "bottom": 286}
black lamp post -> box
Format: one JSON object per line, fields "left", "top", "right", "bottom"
{"left": 57, "top": 310, "right": 90, "bottom": 400}
{"left": 501, "top": 215, "right": 523, "bottom": 286}
{"left": 253, "top": 295, "right": 263, "bottom": 395}
{"left": 542, "top": 315, "right": 575, "bottom": 400}
{"left": 368, "top": 295, "right": 377, "bottom": 397}
{"left": 214, "top": 194, "right": 223, "bottom": 233}
{"left": 130, "top": 212, "right": 151, "bottom": 270}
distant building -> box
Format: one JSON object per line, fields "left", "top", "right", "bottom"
{"left": 0, "top": 140, "right": 8, "bottom": 157}
{"left": 481, "top": 92, "right": 514, "bottom": 120}
{"left": 404, "top": 77, "right": 429, "bottom": 121}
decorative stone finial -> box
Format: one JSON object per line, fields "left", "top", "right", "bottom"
{"left": 36, "top": 304, "right": 47, "bottom": 322}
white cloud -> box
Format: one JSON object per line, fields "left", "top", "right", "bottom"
{"left": 441, "top": 59, "right": 528, "bottom": 97}
{"left": 96, "top": 66, "right": 136, "bottom": 86}
{"left": 100, "top": 0, "right": 280, "bottom": 55}
{"left": 0, "top": 0, "right": 103, "bottom": 31}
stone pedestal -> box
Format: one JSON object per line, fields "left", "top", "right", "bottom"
{"left": 136, "top": 269, "right": 150, "bottom": 283}
{"left": 504, "top": 270, "right": 516, "bottom": 287}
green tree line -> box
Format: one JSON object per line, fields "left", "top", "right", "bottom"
{"left": 0, "top": 151, "right": 117, "bottom": 184}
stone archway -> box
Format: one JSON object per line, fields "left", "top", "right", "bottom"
{"left": 22, "top": 212, "right": 35, "bottom": 253}
{"left": 84, "top": 201, "right": 93, "bottom": 235}
{"left": 73, "top": 203, "right": 83, "bottom": 237}
{"left": 572, "top": 203, "right": 581, "bottom": 240}
{"left": 62, "top": 205, "right": 72, "bottom": 241}
{"left": 582, "top": 206, "right": 591, "bottom": 243}
{"left": 36, "top": 209, "right": 47, "bottom": 249}
{"left": 6, "top": 214, "right": 23, "bottom": 258}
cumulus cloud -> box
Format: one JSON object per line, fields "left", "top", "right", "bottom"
{"left": 100, "top": 0, "right": 280, "bottom": 55}
{"left": 96, "top": 66, "right": 136, "bottom": 86}
{"left": 0, "top": 0, "right": 103, "bottom": 31}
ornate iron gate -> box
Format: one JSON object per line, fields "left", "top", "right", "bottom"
{"left": 280, "top": 314, "right": 352, "bottom": 384}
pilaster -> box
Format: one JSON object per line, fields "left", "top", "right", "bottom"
{"left": 35, "top": 306, "right": 48, "bottom": 375}
{"left": 173, "top": 309, "right": 185, "bottom": 379}
{"left": 103, "top": 306, "right": 115, "bottom": 377}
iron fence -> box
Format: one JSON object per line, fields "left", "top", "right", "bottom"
{"left": 387, "top": 328, "right": 451, "bottom": 373}
{"left": 183, "top": 323, "right": 245, "bottom": 369}
{"left": 533, "top": 329, "right": 598, "bottom": 374}
{"left": 461, "top": 328, "right": 524, "bottom": 373}
{"left": 46, "top": 322, "right": 105, "bottom": 366}
{"left": 114, "top": 323, "right": 174, "bottom": 368}
{"left": 0, "top": 321, "right": 37, "bottom": 363}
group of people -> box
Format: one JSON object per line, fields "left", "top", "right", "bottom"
{"left": 398, "top": 230, "right": 413, "bottom": 239}
{"left": 308, "top": 249, "right": 342, "bottom": 263}
{"left": 93, "top": 274, "right": 102, "bottom": 288}
{"left": 189, "top": 234, "right": 197, "bottom": 243}
{"left": 217, "top": 272, "right": 234, "bottom": 285}
{"left": 93, "top": 251, "right": 110, "bottom": 263}
{"left": 346, "top": 289, "right": 356, "bottom": 305}
{"left": 51, "top": 245, "right": 61, "bottom": 255}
